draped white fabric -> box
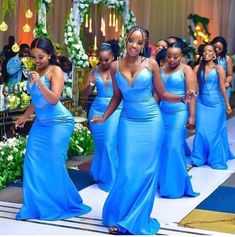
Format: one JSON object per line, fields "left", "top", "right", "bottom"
{"left": 0, "top": 0, "right": 234, "bottom": 54}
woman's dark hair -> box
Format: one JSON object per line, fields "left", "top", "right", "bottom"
{"left": 155, "top": 48, "right": 167, "bottom": 66}
{"left": 30, "top": 37, "right": 59, "bottom": 65}
{"left": 167, "top": 36, "right": 187, "bottom": 55}
{"left": 194, "top": 44, "right": 205, "bottom": 66}
{"left": 197, "top": 43, "right": 218, "bottom": 84}
{"left": 125, "top": 25, "right": 148, "bottom": 57}
{"left": 99, "top": 39, "right": 120, "bottom": 60}
{"left": 211, "top": 36, "right": 228, "bottom": 58}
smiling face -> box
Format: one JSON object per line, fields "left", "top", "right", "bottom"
{"left": 166, "top": 47, "right": 182, "bottom": 69}
{"left": 203, "top": 45, "right": 216, "bottom": 62}
{"left": 31, "top": 48, "right": 51, "bottom": 70}
{"left": 126, "top": 30, "right": 145, "bottom": 57}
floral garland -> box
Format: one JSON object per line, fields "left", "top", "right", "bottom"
{"left": 64, "top": 0, "right": 136, "bottom": 69}
{"left": 34, "top": 0, "right": 52, "bottom": 38}
{"left": 64, "top": 9, "right": 90, "bottom": 68}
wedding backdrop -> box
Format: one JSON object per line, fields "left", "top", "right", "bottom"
{"left": 0, "top": 0, "right": 235, "bottom": 53}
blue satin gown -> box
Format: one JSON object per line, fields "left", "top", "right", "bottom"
{"left": 158, "top": 69, "right": 199, "bottom": 198}
{"left": 191, "top": 69, "right": 234, "bottom": 169}
{"left": 88, "top": 68, "right": 121, "bottom": 192}
{"left": 102, "top": 60, "right": 164, "bottom": 235}
{"left": 218, "top": 57, "right": 231, "bottom": 99}
{"left": 16, "top": 73, "right": 91, "bottom": 220}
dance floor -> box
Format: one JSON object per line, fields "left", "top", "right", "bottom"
{"left": 0, "top": 116, "right": 235, "bottom": 236}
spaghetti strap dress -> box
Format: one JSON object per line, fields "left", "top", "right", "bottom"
{"left": 16, "top": 67, "right": 91, "bottom": 220}
{"left": 102, "top": 59, "right": 164, "bottom": 235}
{"left": 88, "top": 68, "right": 122, "bottom": 192}
{"left": 158, "top": 67, "right": 199, "bottom": 198}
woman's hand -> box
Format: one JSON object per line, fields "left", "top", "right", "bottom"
{"left": 91, "top": 115, "right": 105, "bottom": 124}
{"left": 89, "top": 76, "right": 97, "bottom": 86}
{"left": 15, "top": 115, "right": 28, "bottom": 129}
{"left": 183, "top": 89, "right": 197, "bottom": 103}
{"left": 225, "top": 82, "right": 230, "bottom": 88}
{"left": 185, "top": 116, "right": 195, "bottom": 130}
{"left": 226, "top": 107, "right": 232, "bottom": 115}
{"left": 29, "top": 71, "right": 41, "bottom": 85}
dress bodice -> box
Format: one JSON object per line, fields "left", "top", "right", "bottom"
{"left": 160, "top": 69, "right": 186, "bottom": 96}
{"left": 93, "top": 68, "right": 113, "bottom": 98}
{"left": 198, "top": 68, "right": 224, "bottom": 105}
{"left": 160, "top": 68, "right": 187, "bottom": 112}
{"left": 27, "top": 74, "right": 73, "bottom": 123}
{"left": 218, "top": 57, "right": 227, "bottom": 72}
{"left": 115, "top": 59, "right": 153, "bottom": 103}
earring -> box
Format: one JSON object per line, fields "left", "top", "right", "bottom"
{"left": 213, "top": 55, "right": 216, "bottom": 60}
{"left": 141, "top": 47, "right": 144, "bottom": 54}
{"left": 49, "top": 56, "right": 51, "bottom": 60}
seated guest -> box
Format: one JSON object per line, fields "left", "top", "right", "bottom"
{"left": 7, "top": 43, "right": 30, "bottom": 91}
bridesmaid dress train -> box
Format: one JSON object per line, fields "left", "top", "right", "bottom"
{"left": 102, "top": 59, "right": 164, "bottom": 235}
{"left": 191, "top": 68, "right": 234, "bottom": 169}
{"left": 158, "top": 68, "right": 199, "bottom": 198}
{"left": 88, "top": 68, "right": 121, "bottom": 192}
{"left": 16, "top": 71, "right": 91, "bottom": 220}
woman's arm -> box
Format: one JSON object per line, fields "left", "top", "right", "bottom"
{"left": 150, "top": 58, "right": 194, "bottom": 102}
{"left": 92, "top": 61, "right": 122, "bottom": 123}
{"left": 217, "top": 65, "right": 232, "bottom": 114}
{"left": 184, "top": 65, "right": 197, "bottom": 127}
{"left": 83, "top": 68, "right": 97, "bottom": 96}
{"left": 15, "top": 104, "right": 35, "bottom": 128}
{"left": 225, "top": 55, "right": 233, "bottom": 86}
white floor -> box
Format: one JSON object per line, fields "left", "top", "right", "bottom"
{"left": 0, "top": 116, "right": 235, "bottom": 236}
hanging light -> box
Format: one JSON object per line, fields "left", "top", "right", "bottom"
{"left": 109, "top": 11, "right": 112, "bottom": 27}
{"left": 25, "top": 9, "right": 33, "bottom": 19}
{"left": 85, "top": 14, "right": 88, "bottom": 28}
{"left": 94, "top": 35, "right": 97, "bottom": 51}
{"left": 89, "top": 16, "right": 92, "bottom": 33}
{"left": 0, "top": 21, "right": 8, "bottom": 31}
{"left": 121, "top": 25, "right": 125, "bottom": 38}
{"left": 12, "top": 43, "right": 20, "bottom": 52}
{"left": 115, "top": 18, "right": 118, "bottom": 32}
{"left": 195, "top": 25, "right": 201, "bottom": 31}
{"left": 112, "top": 11, "right": 116, "bottom": 27}
{"left": 23, "top": 23, "right": 31, "bottom": 32}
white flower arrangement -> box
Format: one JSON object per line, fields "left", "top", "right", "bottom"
{"left": 64, "top": 9, "right": 90, "bottom": 69}
{"left": 34, "top": 0, "right": 52, "bottom": 38}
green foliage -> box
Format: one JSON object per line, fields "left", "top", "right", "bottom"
{"left": 1, "top": 0, "right": 16, "bottom": 22}
{"left": 0, "top": 136, "right": 26, "bottom": 189}
{"left": 68, "top": 123, "right": 94, "bottom": 157}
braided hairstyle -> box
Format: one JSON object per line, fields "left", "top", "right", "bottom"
{"left": 124, "top": 26, "right": 148, "bottom": 57}
{"left": 197, "top": 43, "right": 218, "bottom": 84}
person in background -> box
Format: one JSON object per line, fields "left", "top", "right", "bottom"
{"left": 1, "top": 35, "right": 16, "bottom": 83}
{"left": 191, "top": 43, "right": 234, "bottom": 169}
{"left": 211, "top": 36, "right": 233, "bottom": 100}
{"left": 92, "top": 26, "right": 196, "bottom": 235}
{"left": 58, "top": 55, "right": 73, "bottom": 84}
{"left": 155, "top": 39, "right": 169, "bottom": 56}
{"left": 158, "top": 42, "right": 199, "bottom": 198}
{"left": 7, "top": 43, "right": 30, "bottom": 91}
{"left": 155, "top": 48, "right": 167, "bottom": 67}
{"left": 15, "top": 37, "right": 91, "bottom": 220}
{"left": 83, "top": 40, "right": 121, "bottom": 192}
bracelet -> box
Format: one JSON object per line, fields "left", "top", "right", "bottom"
{"left": 180, "top": 96, "right": 186, "bottom": 104}
{"left": 89, "top": 82, "right": 95, "bottom": 87}
{"left": 37, "top": 80, "right": 45, "bottom": 89}
{"left": 226, "top": 107, "right": 232, "bottom": 111}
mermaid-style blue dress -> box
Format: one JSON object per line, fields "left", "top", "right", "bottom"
{"left": 218, "top": 57, "right": 231, "bottom": 99}
{"left": 102, "top": 60, "right": 164, "bottom": 235}
{"left": 158, "top": 69, "right": 199, "bottom": 198}
{"left": 88, "top": 69, "right": 121, "bottom": 192}
{"left": 191, "top": 69, "right": 234, "bottom": 169}
{"left": 16, "top": 74, "right": 91, "bottom": 220}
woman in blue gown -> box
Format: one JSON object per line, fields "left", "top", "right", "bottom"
{"left": 15, "top": 37, "right": 91, "bottom": 220}
{"left": 158, "top": 42, "right": 199, "bottom": 198}
{"left": 83, "top": 41, "right": 121, "bottom": 192}
{"left": 211, "top": 36, "right": 233, "bottom": 100}
{"left": 191, "top": 44, "right": 233, "bottom": 169}
{"left": 92, "top": 26, "right": 196, "bottom": 235}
